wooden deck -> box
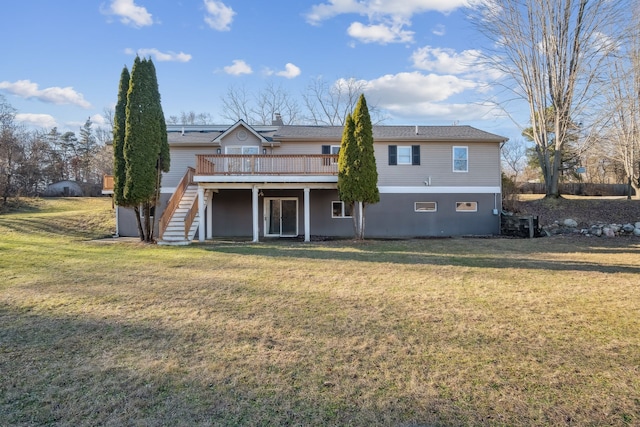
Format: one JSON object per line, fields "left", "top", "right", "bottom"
{"left": 196, "top": 154, "right": 338, "bottom": 175}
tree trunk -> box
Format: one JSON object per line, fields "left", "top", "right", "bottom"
{"left": 133, "top": 206, "right": 144, "bottom": 241}
{"left": 545, "top": 149, "right": 563, "bottom": 198}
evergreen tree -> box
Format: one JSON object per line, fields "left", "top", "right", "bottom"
{"left": 113, "top": 65, "right": 129, "bottom": 207}
{"left": 121, "top": 57, "right": 169, "bottom": 242}
{"left": 338, "top": 113, "right": 357, "bottom": 222}
{"left": 338, "top": 94, "right": 379, "bottom": 239}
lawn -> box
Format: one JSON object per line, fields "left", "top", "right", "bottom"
{"left": 1, "top": 198, "right": 639, "bottom": 426}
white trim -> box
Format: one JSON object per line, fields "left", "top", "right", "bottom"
{"left": 415, "top": 201, "right": 437, "bottom": 212}
{"left": 379, "top": 186, "right": 500, "bottom": 194}
{"left": 194, "top": 175, "right": 337, "bottom": 184}
{"left": 453, "top": 146, "right": 469, "bottom": 173}
{"left": 263, "top": 197, "right": 298, "bottom": 238}
{"left": 304, "top": 188, "right": 310, "bottom": 242}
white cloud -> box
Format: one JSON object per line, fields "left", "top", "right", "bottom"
{"left": 347, "top": 21, "right": 414, "bottom": 44}
{"left": 223, "top": 60, "right": 252, "bottom": 76}
{"left": 411, "top": 46, "right": 483, "bottom": 75}
{"left": 411, "top": 45, "right": 504, "bottom": 80}
{"left": 125, "top": 48, "right": 192, "bottom": 62}
{"left": 275, "top": 63, "right": 302, "bottom": 79}
{"left": 364, "top": 71, "right": 478, "bottom": 104}
{"left": 306, "top": 0, "right": 469, "bottom": 45}
{"left": 432, "top": 24, "right": 446, "bottom": 36}
{"left": 306, "top": 0, "right": 468, "bottom": 24}
{"left": 90, "top": 114, "right": 107, "bottom": 127}
{"left": 16, "top": 113, "right": 57, "bottom": 129}
{"left": 203, "top": 0, "right": 235, "bottom": 31}
{"left": 338, "top": 71, "right": 501, "bottom": 121}
{"left": 0, "top": 80, "right": 91, "bottom": 108}
{"left": 102, "top": 0, "right": 153, "bottom": 28}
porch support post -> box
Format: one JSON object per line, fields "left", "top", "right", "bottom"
{"left": 304, "top": 187, "right": 310, "bottom": 242}
{"left": 252, "top": 186, "right": 259, "bottom": 242}
{"left": 206, "top": 190, "right": 213, "bottom": 239}
{"left": 198, "top": 186, "right": 205, "bottom": 242}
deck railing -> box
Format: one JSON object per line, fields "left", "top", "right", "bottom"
{"left": 159, "top": 167, "right": 195, "bottom": 239}
{"left": 196, "top": 154, "right": 339, "bottom": 175}
{"left": 103, "top": 175, "right": 114, "bottom": 191}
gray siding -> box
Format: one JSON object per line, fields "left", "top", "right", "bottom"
{"left": 203, "top": 189, "right": 499, "bottom": 239}
{"left": 376, "top": 142, "right": 501, "bottom": 187}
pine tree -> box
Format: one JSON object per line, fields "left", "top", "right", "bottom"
{"left": 113, "top": 65, "right": 129, "bottom": 207}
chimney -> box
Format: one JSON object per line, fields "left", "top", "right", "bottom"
{"left": 272, "top": 113, "right": 284, "bottom": 126}
{"left": 415, "top": 125, "right": 419, "bottom": 135}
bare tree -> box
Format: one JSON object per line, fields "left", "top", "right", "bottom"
{"left": 220, "top": 83, "right": 300, "bottom": 125}
{"left": 471, "top": 0, "right": 626, "bottom": 198}
{"left": 252, "top": 81, "right": 300, "bottom": 125}
{"left": 501, "top": 137, "right": 528, "bottom": 183}
{"left": 302, "top": 77, "right": 369, "bottom": 126}
{"left": 220, "top": 84, "right": 253, "bottom": 124}
{"left": 600, "top": 7, "right": 640, "bottom": 199}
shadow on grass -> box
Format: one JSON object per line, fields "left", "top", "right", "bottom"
{"left": 0, "top": 303, "right": 476, "bottom": 427}
{"left": 202, "top": 238, "right": 640, "bottom": 275}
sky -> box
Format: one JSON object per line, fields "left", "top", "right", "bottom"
{"left": 0, "top": 0, "right": 523, "bottom": 140}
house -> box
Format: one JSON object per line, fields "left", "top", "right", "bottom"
{"left": 103, "top": 120, "right": 507, "bottom": 244}
{"left": 45, "top": 180, "right": 84, "bottom": 197}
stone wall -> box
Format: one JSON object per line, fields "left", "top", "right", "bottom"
{"left": 543, "top": 219, "right": 640, "bottom": 237}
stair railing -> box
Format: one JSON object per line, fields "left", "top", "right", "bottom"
{"left": 159, "top": 167, "right": 195, "bottom": 239}
{"left": 184, "top": 192, "right": 199, "bottom": 239}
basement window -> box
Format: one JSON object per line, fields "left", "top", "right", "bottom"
{"left": 455, "top": 202, "right": 477, "bottom": 212}
{"left": 332, "top": 201, "right": 352, "bottom": 218}
{"left": 415, "top": 202, "right": 437, "bottom": 212}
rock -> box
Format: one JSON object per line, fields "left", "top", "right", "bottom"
{"left": 602, "top": 227, "right": 616, "bottom": 237}
{"left": 563, "top": 218, "right": 578, "bottom": 228}
{"left": 622, "top": 223, "right": 635, "bottom": 233}
{"left": 609, "top": 224, "right": 621, "bottom": 233}
{"left": 635, "top": 222, "right": 640, "bottom": 229}
{"left": 590, "top": 226, "right": 602, "bottom": 237}
{"left": 635, "top": 228, "right": 640, "bottom": 237}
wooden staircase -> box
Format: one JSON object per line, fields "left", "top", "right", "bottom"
{"left": 158, "top": 184, "right": 199, "bottom": 245}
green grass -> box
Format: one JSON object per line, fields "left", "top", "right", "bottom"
{"left": 1, "top": 198, "right": 639, "bottom": 426}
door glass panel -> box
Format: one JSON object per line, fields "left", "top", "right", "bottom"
{"left": 268, "top": 199, "right": 280, "bottom": 235}
{"left": 281, "top": 200, "right": 297, "bottom": 236}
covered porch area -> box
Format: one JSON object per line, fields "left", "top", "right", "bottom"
{"left": 195, "top": 180, "right": 338, "bottom": 243}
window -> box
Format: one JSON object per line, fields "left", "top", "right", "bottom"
{"left": 453, "top": 146, "right": 468, "bottom": 172}
{"left": 415, "top": 202, "right": 437, "bottom": 212}
{"left": 332, "top": 201, "right": 353, "bottom": 218}
{"left": 389, "top": 145, "right": 420, "bottom": 165}
{"left": 456, "top": 202, "right": 477, "bottom": 212}
{"left": 322, "top": 145, "right": 340, "bottom": 165}
{"left": 226, "top": 146, "right": 259, "bottom": 154}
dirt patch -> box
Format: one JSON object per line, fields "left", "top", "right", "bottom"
{"left": 515, "top": 196, "right": 640, "bottom": 228}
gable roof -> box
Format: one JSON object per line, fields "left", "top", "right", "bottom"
{"left": 212, "top": 119, "right": 271, "bottom": 144}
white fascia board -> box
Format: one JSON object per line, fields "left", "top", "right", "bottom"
{"left": 379, "top": 186, "right": 501, "bottom": 194}
{"left": 198, "top": 182, "right": 337, "bottom": 190}
{"left": 194, "top": 175, "right": 338, "bottom": 184}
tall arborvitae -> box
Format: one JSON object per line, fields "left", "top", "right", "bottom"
{"left": 112, "top": 65, "right": 129, "bottom": 207}
{"left": 353, "top": 94, "right": 379, "bottom": 207}
{"left": 121, "top": 56, "right": 169, "bottom": 242}
{"left": 338, "top": 113, "right": 357, "bottom": 226}
{"left": 338, "top": 94, "right": 379, "bottom": 240}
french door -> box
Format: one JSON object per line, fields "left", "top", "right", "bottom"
{"left": 264, "top": 198, "right": 298, "bottom": 237}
